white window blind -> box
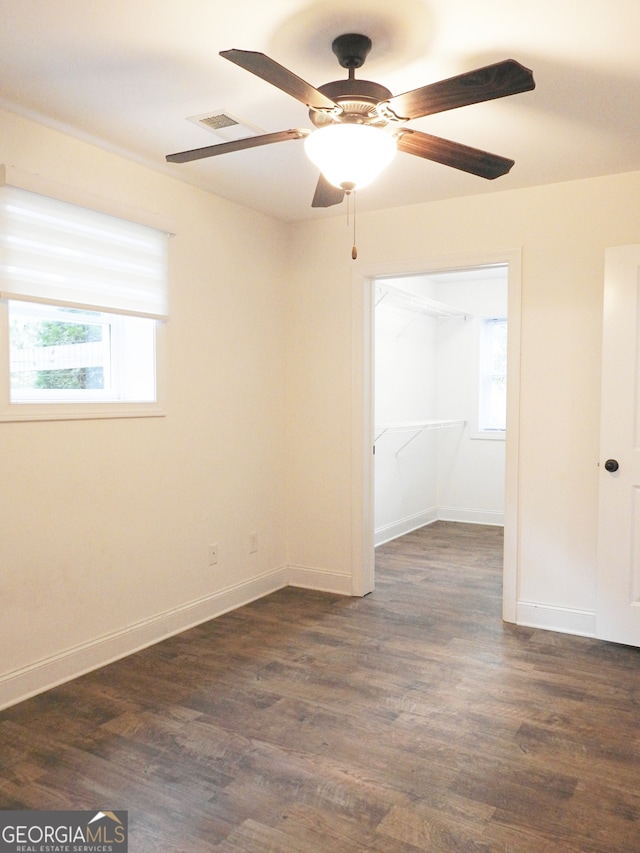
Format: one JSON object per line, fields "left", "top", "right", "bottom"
{"left": 0, "top": 185, "right": 168, "bottom": 319}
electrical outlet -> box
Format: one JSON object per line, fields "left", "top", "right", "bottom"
{"left": 249, "top": 532, "right": 258, "bottom": 554}
{"left": 208, "top": 543, "right": 219, "bottom": 565}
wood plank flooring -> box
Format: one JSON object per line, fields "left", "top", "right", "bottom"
{"left": 2, "top": 522, "right": 640, "bottom": 851}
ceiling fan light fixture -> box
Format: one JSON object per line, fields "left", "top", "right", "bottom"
{"left": 304, "top": 123, "right": 397, "bottom": 191}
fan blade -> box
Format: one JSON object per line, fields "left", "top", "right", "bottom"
{"left": 386, "top": 59, "right": 534, "bottom": 121}
{"left": 166, "top": 128, "right": 309, "bottom": 164}
{"left": 396, "top": 129, "right": 514, "bottom": 179}
{"left": 311, "top": 174, "right": 345, "bottom": 208}
{"left": 221, "top": 49, "right": 341, "bottom": 114}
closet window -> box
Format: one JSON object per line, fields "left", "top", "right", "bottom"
{"left": 478, "top": 317, "right": 507, "bottom": 432}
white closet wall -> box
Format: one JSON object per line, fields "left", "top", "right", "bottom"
{"left": 374, "top": 281, "right": 439, "bottom": 543}
{"left": 374, "top": 269, "right": 507, "bottom": 545}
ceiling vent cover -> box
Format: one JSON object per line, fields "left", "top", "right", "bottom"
{"left": 188, "top": 110, "right": 264, "bottom": 142}
{"left": 200, "top": 113, "right": 238, "bottom": 131}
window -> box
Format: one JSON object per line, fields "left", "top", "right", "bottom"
{"left": 9, "top": 302, "right": 156, "bottom": 403}
{"left": 478, "top": 317, "right": 507, "bottom": 432}
{"left": 0, "top": 183, "right": 168, "bottom": 420}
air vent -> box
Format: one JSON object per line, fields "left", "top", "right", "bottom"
{"left": 187, "top": 110, "right": 264, "bottom": 142}
{"left": 200, "top": 113, "right": 238, "bottom": 131}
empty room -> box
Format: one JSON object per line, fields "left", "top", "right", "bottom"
{"left": 1, "top": 1, "right": 640, "bottom": 850}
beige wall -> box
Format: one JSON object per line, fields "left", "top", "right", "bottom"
{"left": 0, "top": 109, "right": 291, "bottom": 706}
{"left": 286, "top": 172, "right": 640, "bottom": 631}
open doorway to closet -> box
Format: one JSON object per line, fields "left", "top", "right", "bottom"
{"left": 351, "top": 250, "right": 521, "bottom": 623}
{"left": 374, "top": 265, "right": 507, "bottom": 546}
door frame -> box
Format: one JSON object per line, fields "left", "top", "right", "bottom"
{"left": 350, "top": 249, "right": 522, "bottom": 622}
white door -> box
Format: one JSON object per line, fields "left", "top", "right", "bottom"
{"left": 597, "top": 244, "right": 640, "bottom": 646}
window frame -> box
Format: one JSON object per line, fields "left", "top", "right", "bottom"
{"left": 472, "top": 316, "right": 507, "bottom": 440}
{"left": 0, "top": 300, "right": 167, "bottom": 421}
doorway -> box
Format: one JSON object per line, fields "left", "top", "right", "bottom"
{"left": 350, "top": 250, "right": 521, "bottom": 623}
{"left": 373, "top": 266, "right": 507, "bottom": 546}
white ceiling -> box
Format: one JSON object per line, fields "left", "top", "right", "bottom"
{"left": 1, "top": 0, "right": 639, "bottom": 223}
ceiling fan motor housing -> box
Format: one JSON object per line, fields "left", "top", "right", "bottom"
{"left": 310, "top": 79, "right": 393, "bottom": 127}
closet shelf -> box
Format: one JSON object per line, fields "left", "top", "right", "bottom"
{"left": 375, "top": 419, "right": 467, "bottom": 454}
{"left": 375, "top": 282, "right": 473, "bottom": 320}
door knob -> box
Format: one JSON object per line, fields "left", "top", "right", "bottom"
{"left": 604, "top": 459, "right": 619, "bottom": 472}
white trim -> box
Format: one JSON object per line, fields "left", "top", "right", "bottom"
{"left": 517, "top": 600, "right": 596, "bottom": 638}
{"left": 0, "top": 293, "right": 167, "bottom": 423}
{"left": 437, "top": 507, "right": 504, "bottom": 526}
{"left": 502, "top": 250, "right": 522, "bottom": 623}
{"left": 0, "top": 565, "right": 351, "bottom": 710}
{"left": 470, "top": 431, "right": 506, "bottom": 441}
{"left": 375, "top": 509, "right": 504, "bottom": 547}
{"left": 375, "top": 509, "right": 438, "bottom": 546}
{"left": 0, "top": 402, "right": 166, "bottom": 422}
{"left": 351, "top": 271, "right": 375, "bottom": 596}
{"left": 288, "top": 565, "right": 353, "bottom": 595}
{"left": 352, "top": 249, "right": 522, "bottom": 617}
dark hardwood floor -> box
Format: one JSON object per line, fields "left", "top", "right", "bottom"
{"left": 2, "top": 521, "right": 640, "bottom": 851}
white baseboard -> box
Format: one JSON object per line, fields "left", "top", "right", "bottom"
{"left": 374, "top": 508, "right": 438, "bottom": 546}
{"left": 288, "top": 564, "right": 353, "bottom": 595}
{"left": 437, "top": 507, "right": 504, "bottom": 526}
{"left": 375, "top": 507, "right": 504, "bottom": 546}
{"left": 516, "top": 600, "right": 596, "bottom": 638}
{"left": 2, "top": 572, "right": 597, "bottom": 710}
{"left": 0, "top": 564, "right": 350, "bottom": 711}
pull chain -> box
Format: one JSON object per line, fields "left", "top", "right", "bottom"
{"left": 341, "top": 182, "right": 358, "bottom": 260}
{"left": 351, "top": 189, "right": 357, "bottom": 260}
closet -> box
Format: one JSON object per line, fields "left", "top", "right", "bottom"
{"left": 374, "top": 266, "right": 507, "bottom": 546}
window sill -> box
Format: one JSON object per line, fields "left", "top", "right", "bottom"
{"left": 470, "top": 430, "right": 506, "bottom": 441}
{"left": 0, "top": 402, "right": 166, "bottom": 423}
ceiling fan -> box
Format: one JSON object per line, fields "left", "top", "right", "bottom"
{"left": 166, "top": 33, "right": 535, "bottom": 208}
